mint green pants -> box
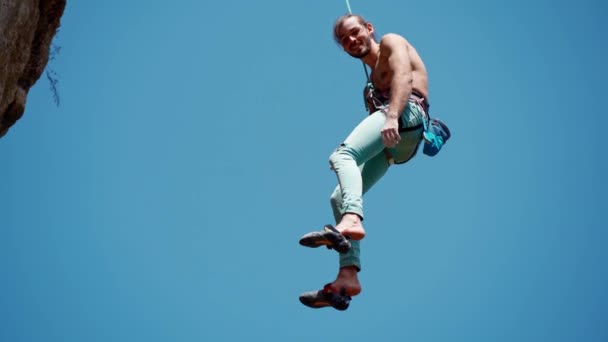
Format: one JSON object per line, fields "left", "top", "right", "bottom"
{"left": 329, "top": 100, "right": 424, "bottom": 271}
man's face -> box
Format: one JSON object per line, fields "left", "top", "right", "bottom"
{"left": 337, "top": 17, "right": 374, "bottom": 58}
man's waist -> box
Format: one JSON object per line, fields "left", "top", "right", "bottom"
{"left": 372, "top": 90, "right": 429, "bottom": 107}
{"left": 409, "top": 90, "right": 429, "bottom": 113}
{"left": 368, "top": 88, "right": 430, "bottom": 113}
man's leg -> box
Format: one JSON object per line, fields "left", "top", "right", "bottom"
{"left": 301, "top": 103, "right": 424, "bottom": 307}
{"left": 328, "top": 110, "right": 388, "bottom": 239}
{"left": 329, "top": 151, "right": 390, "bottom": 296}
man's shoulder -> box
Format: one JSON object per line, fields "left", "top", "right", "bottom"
{"left": 380, "top": 33, "right": 408, "bottom": 45}
{"left": 379, "top": 33, "right": 409, "bottom": 54}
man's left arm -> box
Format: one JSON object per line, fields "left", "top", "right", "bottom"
{"left": 383, "top": 34, "right": 413, "bottom": 120}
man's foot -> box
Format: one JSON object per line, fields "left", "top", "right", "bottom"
{"left": 331, "top": 266, "right": 362, "bottom": 297}
{"left": 299, "top": 225, "right": 352, "bottom": 254}
{"left": 335, "top": 213, "right": 366, "bottom": 241}
{"left": 298, "top": 266, "right": 361, "bottom": 311}
{"left": 299, "top": 284, "right": 351, "bottom": 311}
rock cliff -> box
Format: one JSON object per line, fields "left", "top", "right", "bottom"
{"left": 0, "top": 0, "right": 65, "bottom": 137}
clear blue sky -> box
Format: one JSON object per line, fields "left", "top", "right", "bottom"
{"left": 2, "top": 0, "right": 607, "bottom": 341}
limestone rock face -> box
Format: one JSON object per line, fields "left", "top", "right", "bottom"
{"left": 0, "top": 0, "right": 65, "bottom": 137}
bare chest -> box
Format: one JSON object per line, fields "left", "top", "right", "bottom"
{"left": 370, "top": 55, "right": 392, "bottom": 91}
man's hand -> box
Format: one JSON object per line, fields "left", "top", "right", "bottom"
{"left": 381, "top": 117, "right": 401, "bottom": 147}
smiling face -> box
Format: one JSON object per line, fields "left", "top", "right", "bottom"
{"left": 334, "top": 15, "right": 376, "bottom": 58}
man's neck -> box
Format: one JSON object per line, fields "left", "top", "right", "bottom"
{"left": 361, "top": 42, "right": 380, "bottom": 70}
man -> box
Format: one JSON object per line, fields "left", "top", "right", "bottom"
{"left": 298, "top": 13, "right": 447, "bottom": 311}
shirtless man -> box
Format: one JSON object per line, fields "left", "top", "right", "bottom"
{"left": 298, "top": 14, "right": 433, "bottom": 310}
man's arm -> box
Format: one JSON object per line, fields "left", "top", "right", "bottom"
{"left": 381, "top": 34, "right": 413, "bottom": 120}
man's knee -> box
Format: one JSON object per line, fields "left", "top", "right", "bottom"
{"left": 330, "top": 188, "right": 342, "bottom": 209}
{"left": 329, "top": 144, "right": 345, "bottom": 164}
{"left": 329, "top": 144, "right": 356, "bottom": 168}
